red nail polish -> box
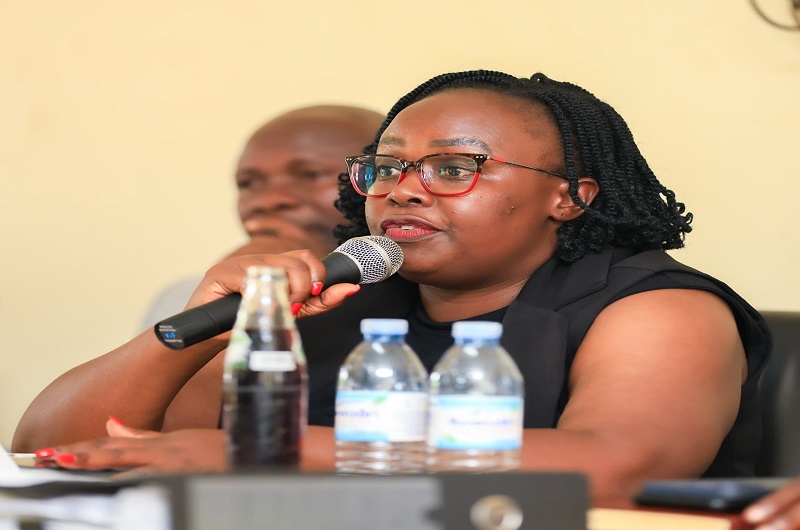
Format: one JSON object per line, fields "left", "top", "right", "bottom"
{"left": 35, "top": 447, "right": 55, "bottom": 459}
{"left": 345, "top": 286, "right": 361, "bottom": 298}
{"left": 108, "top": 415, "right": 123, "bottom": 425}
{"left": 290, "top": 302, "right": 303, "bottom": 315}
{"left": 56, "top": 453, "right": 76, "bottom": 464}
{"left": 310, "top": 282, "right": 323, "bottom": 296}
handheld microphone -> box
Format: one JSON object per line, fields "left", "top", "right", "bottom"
{"left": 154, "top": 235, "right": 403, "bottom": 350}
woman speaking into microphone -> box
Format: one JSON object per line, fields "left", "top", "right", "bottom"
{"left": 14, "top": 69, "right": 770, "bottom": 504}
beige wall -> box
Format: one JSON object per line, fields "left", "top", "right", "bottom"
{"left": 2, "top": 1, "right": 799, "bottom": 447}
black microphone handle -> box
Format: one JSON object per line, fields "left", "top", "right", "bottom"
{"left": 155, "top": 251, "right": 363, "bottom": 350}
{"left": 155, "top": 293, "right": 242, "bottom": 350}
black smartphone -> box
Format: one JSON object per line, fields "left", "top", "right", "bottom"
{"left": 633, "top": 479, "right": 775, "bottom": 512}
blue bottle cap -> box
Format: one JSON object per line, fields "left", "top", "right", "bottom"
{"left": 452, "top": 321, "right": 503, "bottom": 340}
{"left": 361, "top": 318, "right": 409, "bottom": 336}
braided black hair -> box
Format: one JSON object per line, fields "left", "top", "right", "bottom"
{"left": 334, "top": 70, "right": 692, "bottom": 262}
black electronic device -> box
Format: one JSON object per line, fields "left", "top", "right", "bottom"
{"left": 634, "top": 479, "right": 778, "bottom": 512}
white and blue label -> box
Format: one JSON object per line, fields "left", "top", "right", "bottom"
{"left": 428, "top": 395, "right": 523, "bottom": 450}
{"left": 335, "top": 390, "right": 428, "bottom": 442}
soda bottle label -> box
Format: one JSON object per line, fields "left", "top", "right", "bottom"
{"left": 335, "top": 390, "right": 428, "bottom": 442}
{"left": 249, "top": 350, "right": 296, "bottom": 372}
{"left": 428, "top": 395, "right": 523, "bottom": 450}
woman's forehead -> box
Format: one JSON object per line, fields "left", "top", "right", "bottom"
{"left": 379, "top": 88, "right": 559, "bottom": 151}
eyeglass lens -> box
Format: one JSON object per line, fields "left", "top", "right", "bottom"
{"left": 351, "top": 155, "right": 479, "bottom": 196}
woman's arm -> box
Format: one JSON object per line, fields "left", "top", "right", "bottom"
{"left": 11, "top": 331, "right": 229, "bottom": 451}
{"left": 516, "top": 288, "right": 747, "bottom": 502}
{"left": 11, "top": 249, "right": 355, "bottom": 451}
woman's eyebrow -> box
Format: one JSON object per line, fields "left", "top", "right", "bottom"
{"left": 429, "top": 137, "right": 492, "bottom": 153}
{"left": 377, "top": 136, "right": 404, "bottom": 148}
{"left": 377, "top": 136, "right": 493, "bottom": 153}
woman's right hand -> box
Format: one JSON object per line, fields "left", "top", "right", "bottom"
{"left": 185, "top": 249, "right": 360, "bottom": 319}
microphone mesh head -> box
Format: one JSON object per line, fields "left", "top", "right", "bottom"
{"left": 334, "top": 236, "right": 404, "bottom": 283}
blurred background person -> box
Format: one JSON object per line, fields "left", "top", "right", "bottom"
{"left": 140, "top": 104, "right": 384, "bottom": 329}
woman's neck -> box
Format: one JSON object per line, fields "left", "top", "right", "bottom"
{"left": 418, "top": 275, "right": 531, "bottom": 323}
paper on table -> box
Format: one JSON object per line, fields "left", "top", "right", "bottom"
{"left": 588, "top": 507, "right": 737, "bottom": 530}
{"left": 0, "top": 446, "right": 21, "bottom": 476}
{"left": 0, "top": 445, "right": 170, "bottom": 529}
{"left": 0, "top": 444, "right": 107, "bottom": 488}
{"left": 0, "top": 483, "right": 172, "bottom": 530}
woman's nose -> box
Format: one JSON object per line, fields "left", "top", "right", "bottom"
{"left": 386, "top": 166, "right": 434, "bottom": 205}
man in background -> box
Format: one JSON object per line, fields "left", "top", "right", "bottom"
{"left": 141, "top": 105, "right": 385, "bottom": 328}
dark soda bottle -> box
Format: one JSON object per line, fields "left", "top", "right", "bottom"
{"left": 222, "top": 266, "right": 308, "bottom": 469}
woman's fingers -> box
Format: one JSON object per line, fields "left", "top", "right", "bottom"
{"left": 34, "top": 429, "right": 227, "bottom": 474}
{"left": 293, "top": 284, "right": 360, "bottom": 318}
{"left": 106, "top": 416, "right": 159, "bottom": 438}
{"left": 42, "top": 437, "right": 159, "bottom": 470}
{"left": 186, "top": 237, "right": 381, "bottom": 312}
{"left": 189, "top": 251, "right": 327, "bottom": 309}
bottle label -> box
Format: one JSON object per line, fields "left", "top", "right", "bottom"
{"left": 335, "top": 391, "right": 428, "bottom": 442}
{"left": 428, "top": 395, "right": 523, "bottom": 450}
{"left": 248, "top": 350, "right": 296, "bottom": 372}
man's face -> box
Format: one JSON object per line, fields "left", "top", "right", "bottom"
{"left": 236, "top": 116, "right": 374, "bottom": 254}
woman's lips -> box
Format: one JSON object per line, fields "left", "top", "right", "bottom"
{"left": 381, "top": 222, "right": 438, "bottom": 241}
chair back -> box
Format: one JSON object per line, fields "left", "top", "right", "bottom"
{"left": 757, "top": 311, "right": 800, "bottom": 476}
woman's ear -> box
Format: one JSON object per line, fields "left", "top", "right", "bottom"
{"left": 554, "top": 178, "right": 599, "bottom": 221}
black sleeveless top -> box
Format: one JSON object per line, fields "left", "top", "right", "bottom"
{"left": 297, "top": 247, "right": 772, "bottom": 477}
{"left": 405, "top": 302, "right": 507, "bottom": 374}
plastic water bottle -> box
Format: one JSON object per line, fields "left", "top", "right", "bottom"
{"left": 428, "top": 321, "right": 524, "bottom": 471}
{"left": 335, "top": 318, "right": 429, "bottom": 474}
{"left": 222, "top": 265, "right": 308, "bottom": 470}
